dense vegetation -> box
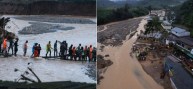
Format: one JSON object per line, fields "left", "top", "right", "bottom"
{"left": 98, "top": 4, "right": 148, "bottom": 25}
{"left": 97, "top": 0, "right": 186, "bottom": 9}
{"left": 0, "top": 0, "right": 96, "bottom": 4}
{"left": 175, "top": 0, "right": 193, "bottom": 28}
{"left": 0, "top": 0, "right": 96, "bottom": 16}
{"left": 170, "top": 0, "right": 193, "bottom": 36}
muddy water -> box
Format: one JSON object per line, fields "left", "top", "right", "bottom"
{"left": 0, "top": 56, "right": 96, "bottom": 83}
{"left": 98, "top": 18, "right": 163, "bottom": 89}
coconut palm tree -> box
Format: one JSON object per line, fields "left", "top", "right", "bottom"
{"left": 144, "top": 16, "right": 162, "bottom": 44}
{"left": 0, "top": 17, "right": 10, "bottom": 29}
{"left": 145, "top": 16, "right": 162, "bottom": 36}
{"left": 0, "top": 17, "right": 10, "bottom": 37}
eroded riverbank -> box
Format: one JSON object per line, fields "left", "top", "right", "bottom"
{"left": 97, "top": 17, "right": 163, "bottom": 89}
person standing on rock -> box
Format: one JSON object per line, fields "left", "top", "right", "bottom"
{"left": 8, "top": 39, "right": 14, "bottom": 55}
{"left": 46, "top": 41, "right": 52, "bottom": 57}
{"left": 54, "top": 40, "right": 58, "bottom": 57}
{"left": 23, "top": 40, "right": 28, "bottom": 56}
{"left": 14, "top": 38, "right": 19, "bottom": 56}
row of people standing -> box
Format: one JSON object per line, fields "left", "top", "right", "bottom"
{"left": 69, "top": 44, "right": 96, "bottom": 62}
{"left": 0, "top": 37, "right": 19, "bottom": 56}
{"left": 46, "top": 40, "right": 96, "bottom": 61}
{"left": 1, "top": 38, "right": 96, "bottom": 62}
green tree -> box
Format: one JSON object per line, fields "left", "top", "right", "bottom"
{"left": 0, "top": 17, "right": 10, "bottom": 37}
{"left": 145, "top": 16, "right": 162, "bottom": 38}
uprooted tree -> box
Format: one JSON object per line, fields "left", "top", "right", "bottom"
{"left": 0, "top": 17, "right": 16, "bottom": 40}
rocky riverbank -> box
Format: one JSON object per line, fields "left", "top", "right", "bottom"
{"left": 18, "top": 22, "right": 75, "bottom": 34}
{"left": 14, "top": 15, "right": 96, "bottom": 24}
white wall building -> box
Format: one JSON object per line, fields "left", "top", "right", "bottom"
{"left": 171, "top": 27, "right": 190, "bottom": 37}
{"left": 162, "top": 20, "right": 172, "bottom": 31}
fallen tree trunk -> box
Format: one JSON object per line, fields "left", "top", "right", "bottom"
{"left": 28, "top": 67, "right": 42, "bottom": 83}
{"left": 21, "top": 75, "right": 36, "bottom": 83}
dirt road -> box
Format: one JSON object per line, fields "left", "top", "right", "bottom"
{"left": 97, "top": 17, "right": 164, "bottom": 89}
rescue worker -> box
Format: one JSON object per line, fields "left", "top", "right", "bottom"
{"left": 46, "top": 41, "right": 52, "bottom": 57}
{"left": 2, "top": 38, "right": 7, "bottom": 54}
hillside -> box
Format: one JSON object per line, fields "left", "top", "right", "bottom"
{"left": 175, "top": 0, "right": 193, "bottom": 30}
{"left": 97, "top": 0, "right": 186, "bottom": 9}
{"left": 0, "top": 0, "right": 96, "bottom": 16}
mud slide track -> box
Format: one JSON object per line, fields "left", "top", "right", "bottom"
{"left": 98, "top": 17, "right": 163, "bottom": 89}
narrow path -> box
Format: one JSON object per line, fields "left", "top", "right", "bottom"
{"left": 98, "top": 18, "right": 163, "bottom": 89}
{"left": 97, "top": 25, "right": 108, "bottom": 32}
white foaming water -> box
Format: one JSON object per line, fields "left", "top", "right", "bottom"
{"left": 3, "top": 15, "right": 97, "bottom": 56}
{"left": 0, "top": 56, "right": 96, "bottom": 83}
{"left": 0, "top": 15, "right": 96, "bottom": 83}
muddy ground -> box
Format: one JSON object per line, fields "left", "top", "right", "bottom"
{"left": 97, "top": 17, "right": 164, "bottom": 89}
{"left": 134, "top": 37, "right": 173, "bottom": 89}
{"left": 97, "top": 18, "right": 142, "bottom": 46}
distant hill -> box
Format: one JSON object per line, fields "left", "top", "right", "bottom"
{"left": 138, "top": 0, "right": 187, "bottom": 7}
{"left": 97, "top": 0, "right": 117, "bottom": 8}
{"left": 175, "top": 0, "right": 193, "bottom": 28}
{"left": 0, "top": 0, "right": 96, "bottom": 16}
{"left": 97, "top": 0, "right": 186, "bottom": 9}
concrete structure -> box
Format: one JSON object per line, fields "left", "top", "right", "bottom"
{"left": 171, "top": 27, "right": 190, "bottom": 37}
{"left": 161, "top": 20, "right": 172, "bottom": 31}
